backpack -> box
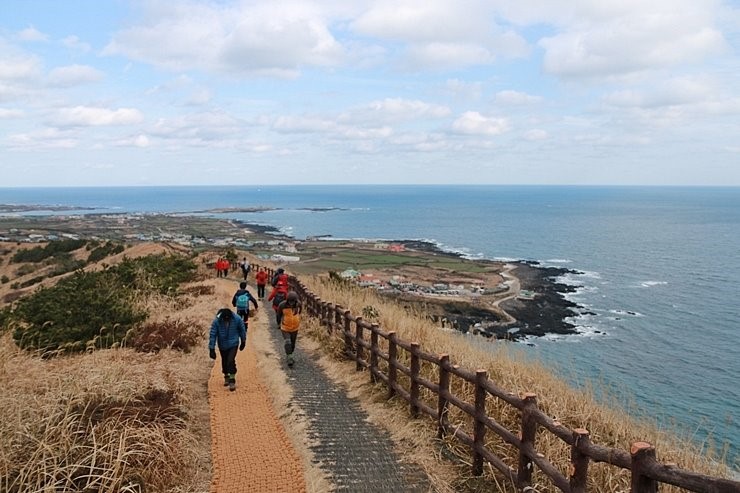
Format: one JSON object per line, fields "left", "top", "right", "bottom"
{"left": 236, "top": 292, "right": 250, "bottom": 310}
{"left": 281, "top": 306, "right": 300, "bottom": 331}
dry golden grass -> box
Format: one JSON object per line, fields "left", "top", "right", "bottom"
{"left": 299, "top": 275, "right": 735, "bottom": 492}
{"left": 0, "top": 259, "right": 222, "bottom": 493}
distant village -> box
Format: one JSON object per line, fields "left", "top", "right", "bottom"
{"left": 0, "top": 213, "right": 536, "bottom": 302}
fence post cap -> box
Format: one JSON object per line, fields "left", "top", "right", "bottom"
{"left": 630, "top": 441, "right": 654, "bottom": 455}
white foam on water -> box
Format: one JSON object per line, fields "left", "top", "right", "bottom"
{"left": 545, "top": 258, "right": 573, "bottom": 264}
{"left": 608, "top": 309, "right": 644, "bottom": 317}
{"left": 637, "top": 280, "right": 668, "bottom": 288}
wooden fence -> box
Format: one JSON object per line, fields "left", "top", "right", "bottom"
{"left": 260, "top": 266, "right": 739, "bottom": 493}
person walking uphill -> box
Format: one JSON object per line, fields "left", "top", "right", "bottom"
{"left": 277, "top": 291, "right": 302, "bottom": 367}
{"left": 208, "top": 308, "right": 247, "bottom": 391}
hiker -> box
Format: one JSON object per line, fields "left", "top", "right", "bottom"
{"left": 232, "top": 281, "right": 258, "bottom": 325}
{"left": 208, "top": 308, "right": 247, "bottom": 391}
{"left": 268, "top": 276, "right": 290, "bottom": 314}
{"left": 276, "top": 291, "right": 302, "bottom": 366}
{"left": 222, "top": 258, "right": 230, "bottom": 278}
{"left": 215, "top": 258, "right": 223, "bottom": 278}
{"left": 255, "top": 267, "right": 268, "bottom": 298}
{"left": 240, "top": 257, "right": 250, "bottom": 280}
{"left": 271, "top": 267, "right": 288, "bottom": 287}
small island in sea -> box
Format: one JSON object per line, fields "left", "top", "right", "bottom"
{"left": 0, "top": 210, "right": 587, "bottom": 341}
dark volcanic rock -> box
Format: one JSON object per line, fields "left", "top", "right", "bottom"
{"left": 496, "top": 262, "right": 580, "bottom": 339}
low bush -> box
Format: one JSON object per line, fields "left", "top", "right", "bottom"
{"left": 11, "top": 239, "right": 87, "bottom": 263}
{"left": 9, "top": 254, "right": 197, "bottom": 353}
{"left": 87, "top": 241, "right": 125, "bottom": 263}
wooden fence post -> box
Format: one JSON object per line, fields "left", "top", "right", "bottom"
{"left": 355, "top": 317, "right": 364, "bottom": 371}
{"left": 315, "top": 299, "right": 322, "bottom": 326}
{"left": 472, "top": 369, "right": 488, "bottom": 476}
{"left": 631, "top": 442, "right": 658, "bottom": 493}
{"left": 570, "top": 428, "right": 590, "bottom": 493}
{"left": 343, "top": 310, "right": 352, "bottom": 357}
{"left": 517, "top": 393, "right": 539, "bottom": 486}
{"left": 410, "top": 342, "right": 421, "bottom": 418}
{"left": 387, "top": 331, "right": 397, "bottom": 399}
{"left": 437, "top": 354, "right": 450, "bottom": 439}
{"left": 333, "top": 304, "right": 343, "bottom": 334}
{"left": 370, "top": 324, "right": 379, "bottom": 384}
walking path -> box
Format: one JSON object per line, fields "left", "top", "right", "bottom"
{"left": 208, "top": 278, "right": 430, "bottom": 492}
{"left": 208, "top": 281, "right": 305, "bottom": 493}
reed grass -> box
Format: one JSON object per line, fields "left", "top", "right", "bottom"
{"left": 299, "top": 274, "right": 735, "bottom": 492}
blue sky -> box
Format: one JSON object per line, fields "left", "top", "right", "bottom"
{"left": 1, "top": 0, "right": 739, "bottom": 186}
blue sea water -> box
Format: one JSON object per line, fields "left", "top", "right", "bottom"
{"left": 1, "top": 185, "right": 738, "bottom": 464}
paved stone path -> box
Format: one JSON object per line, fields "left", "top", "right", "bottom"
{"left": 264, "top": 306, "right": 430, "bottom": 492}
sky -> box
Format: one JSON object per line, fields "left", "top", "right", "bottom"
{"left": 1, "top": 0, "right": 740, "bottom": 187}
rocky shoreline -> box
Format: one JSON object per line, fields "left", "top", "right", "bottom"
{"left": 368, "top": 239, "right": 587, "bottom": 341}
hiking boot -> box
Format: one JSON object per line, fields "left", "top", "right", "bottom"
{"left": 223, "top": 376, "right": 230, "bottom": 387}
{"left": 228, "top": 380, "right": 236, "bottom": 391}
{"left": 287, "top": 354, "right": 294, "bottom": 367}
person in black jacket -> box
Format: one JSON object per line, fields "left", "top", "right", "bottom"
{"left": 231, "top": 281, "right": 258, "bottom": 325}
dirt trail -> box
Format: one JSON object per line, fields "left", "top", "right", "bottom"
{"left": 208, "top": 278, "right": 306, "bottom": 493}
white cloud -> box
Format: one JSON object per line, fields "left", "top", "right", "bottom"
{"left": 47, "top": 65, "right": 105, "bottom": 87}
{"left": 524, "top": 129, "right": 548, "bottom": 141}
{"left": 148, "top": 112, "right": 241, "bottom": 142}
{"left": 495, "top": 90, "right": 542, "bottom": 105}
{"left": 273, "top": 115, "right": 337, "bottom": 133}
{"left": 62, "top": 35, "right": 92, "bottom": 53}
{"left": 452, "top": 111, "right": 509, "bottom": 136}
{"left": 523, "top": 1, "right": 729, "bottom": 78}
{"left": 6, "top": 127, "right": 78, "bottom": 149}
{"left": 17, "top": 27, "right": 48, "bottom": 42}
{"left": 0, "top": 54, "right": 42, "bottom": 81}
{"left": 445, "top": 79, "right": 483, "bottom": 100}
{"left": 52, "top": 106, "right": 144, "bottom": 127}
{"left": 351, "top": 0, "right": 528, "bottom": 69}
{"left": 339, "top": 98, "right": 450, "bottom": 124}
{"left": 0, "top": 108, "right": 24, "bottom": 119}
{"left": 104, "top": 1, "right": 344, "bottom": 77}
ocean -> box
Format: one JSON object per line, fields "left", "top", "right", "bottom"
{"left": 1, "top": 185, "right": 738, "bottom": 464}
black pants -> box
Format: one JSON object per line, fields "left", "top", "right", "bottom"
{"left": 257, "top": 284, "right": 266, "bottom": 298}
{"left": 281, "top": 331, "right": 298, "bottom": 354}
{"left": 219, "top": 346, "right": 238, "bottom": 380}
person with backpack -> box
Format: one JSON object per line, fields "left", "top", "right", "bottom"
{"left": 208, "top": 308, "right": 247, "bottom": 391}
{"left": 268, "top": 277, "right": 289, "bottom": 314}
{"left": 255, "top": 267, "right": 268, "bottom": 298}
{"left": 232, "top": 281, "right": 258, "bottom": 325}
{"left": 271, "top": 267, "right": 288, "bottom": 287}
{"left": 276, "top": 291, "right": 302, "bottom": 367}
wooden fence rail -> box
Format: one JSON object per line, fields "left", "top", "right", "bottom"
{"left": 259, "top": 266, "right": 739, "bottom": 493}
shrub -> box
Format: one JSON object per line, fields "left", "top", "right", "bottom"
{"left": 8, "top": 253, "right": 198, "bottom": 352}
{"left": 1, "top": 275, "right": 9, "bottom": 284}
{"left": 14, "top": 264, "right": 37, "bottom": 277}
{"left": 87, "top": 242, "right": 125, "bottom": 263}
{"left": 11, "top": 239, "right": 87, "bottom": 263}
{"left": 11, "top": 269, "right": 146, "bottom": 352}
{"left": 114, "top": 254, "right": 197, "bottom": 295}
{"left": 126, "top": 318, "right": 202, "bottom": 353}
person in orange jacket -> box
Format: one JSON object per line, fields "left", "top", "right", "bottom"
{"left": 276, "top": 291, "right": 301, "bottom": 367}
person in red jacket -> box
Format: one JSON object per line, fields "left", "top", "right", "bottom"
{"left": 255, "top": 268, "right": 268, "bottom": 298}
{"left": 268, "top": 277, "right": 289, "bottom": 314}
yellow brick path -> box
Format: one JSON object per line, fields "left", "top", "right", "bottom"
{"left": 209, "top": 281, "right": 305, "bottom": 493}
